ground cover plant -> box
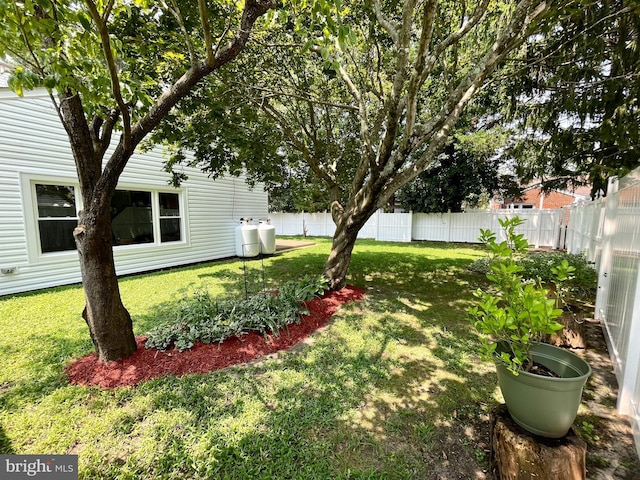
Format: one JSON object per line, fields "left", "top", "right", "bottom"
{"left": 145, "top": 274, "right": 328, "bottom": 352}
{"left": 1, "top": 238, "right": 638, "bottom": 479}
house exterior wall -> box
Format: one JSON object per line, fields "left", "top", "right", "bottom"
{"left": 501, "top": 186, "right": 591, "bottom": 210}
{"left": 0, "top": 88, "right": 268, "bottom": 296}
{"left": 523, "top": 189, "right": 573, "bottom": 209}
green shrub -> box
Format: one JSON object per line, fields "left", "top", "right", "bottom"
{"left": 145, "top": 274, "right": 328, "bottom": 351}
{"left": 469, "top": 250, "right": 596, "bottom": 300}
{"left": 467, "top": 256, "right": 491, "bottom": 275}
{"left": 467, "top": 217, "right": 564, "bottom": 374}
{"left": 519, "top": 251, "right": 597, "bottom": 299}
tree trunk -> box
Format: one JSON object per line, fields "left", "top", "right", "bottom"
{"left": 74, "top": 208, "right": 137, "bottom": 362}
{"left": 323, "top": 202, "right": 376, "bottom": 290}
{"left": 324, "top": 224, "right": 359, "bottom": 290}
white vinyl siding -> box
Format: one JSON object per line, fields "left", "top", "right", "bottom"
{"left": 0, "top": 88, "right": 268, "bottom": 295}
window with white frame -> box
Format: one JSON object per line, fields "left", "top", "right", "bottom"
{"left": 159, "top": 192, "right": 182, "bottom": 242}
{"left": 36, "top": 183, "right": 78, "bottom": 253}
{"left": 34, "top": 183, "right": 183, "bottom": 253}
{"left": 111, "top": 190, "right": 154, "bottom": 245}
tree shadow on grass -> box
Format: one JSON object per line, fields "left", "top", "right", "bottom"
{"left": 118, "top": 334, "right": 392, "bottom": 478}
{"left": 0, "top": 333, "right": 92, "bottom": 410}
{"left": 90, "top": 304, "right": 498, "bottom": 479}
{"left": 349, "top": 310, "right": 497, "bottom": 478}
{"left": 0, "top": 424, "right": 15, "bottom": 454}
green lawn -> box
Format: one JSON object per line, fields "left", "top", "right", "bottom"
{"left": 0, "top": 238, "right": 505, "bottom": 478}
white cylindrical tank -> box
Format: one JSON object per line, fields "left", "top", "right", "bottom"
{"left": 235, "top": 218, "right": 260, "bottom": 257}
{"left": 258, "top": 219, "right": 276, "bottom": 254}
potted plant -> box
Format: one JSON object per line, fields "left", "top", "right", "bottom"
{"left": 468, "top": 216, "right": 591, "bottom": 438}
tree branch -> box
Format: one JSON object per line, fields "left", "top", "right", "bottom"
{"left": 198, "top": 0, "right": 215, "bottom": 66}
{"left": 9, "top": 1, "right": 47, "bottom": 76}
{"left": 404, "top": 0, "right": 438, "bottom": 143}
{"left": 372, "top": 0, "right": 418, "bottom": 179}
{"left": 418, "top": 0, "right": 492, "bottom": 90}
{"left": 84, "top": 0, "right": 132, "bottom": 154}
{"left": 162, "top": 0, "right": 196, "bottom": 64}
{"left": 373, "top": 0, "right": 399, "bottom": 45}
{"left": 258, "top": 98, "right": 339, "bottom": 189}
{"left": 249, "top": 85, "right": 358, "bottom": 111}
{"left": 59, "top": 90, "right": 101, "bottom": 195}
{"left": 102, "top": 0, "right": 115, "bottom": 21}
{"left": 91, "top": 0, "right": 275, "bottom": 195}
{"left": 380, "top": 0, "right": 549, "bottom": 204}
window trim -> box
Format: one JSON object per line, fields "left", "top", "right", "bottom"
{"left": 35, "top": 183, "right": 81, "bottom": 253}
{"left": 22, "top": 174, "right": 187, "bottom": 263}
{"left": 21, "top": 175, "right": 83, "bottom": 262}
{"left": 157, "top": 191, "right": 183, "bottom": 244}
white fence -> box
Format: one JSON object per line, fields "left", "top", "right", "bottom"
{"left": 567, "top": 168, "right": 640, "bottom": 459}
{"left": 565, "top": 198, "right": 606, "bottom": 268}
{"left": 272, "top": 190, "right": 640, "bottom": 457}
{"left": 270, "top": 210, "right": 412, "bottom": 242}
{"left": 271, "top": 208, "right": 564, "bottom": 248}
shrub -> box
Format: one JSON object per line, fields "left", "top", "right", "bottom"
{"left": 467, "top": 256, "right": 491, "bottom": 275}
{"left": 468, "top": 217, "right": 565, "bottom": 374}
{"left": 469, "top": 248, "right": 596, "bottom": 300}
{"left": 519, "top": 252, "right": 597, "bottom": 299}
{"left": 145, "top": 275, "right": 328, "bottom": 351}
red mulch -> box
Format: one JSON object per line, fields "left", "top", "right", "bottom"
{"left": 65, "top": 285, "right": 365, "bottom": 389}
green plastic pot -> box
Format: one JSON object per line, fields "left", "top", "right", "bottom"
{"left": 495, "top": 342, "right": 591, "bottom": 438}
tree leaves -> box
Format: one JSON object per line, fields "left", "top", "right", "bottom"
{"left": 468, "top": 217, "right": 566, "bottom": 374}
{"left": 503, "top": 0, "right": 640, "bottom": 195}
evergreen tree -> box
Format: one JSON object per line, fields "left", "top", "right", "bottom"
{"left": 505, "top": 0, "right": 640, "bottom": 196}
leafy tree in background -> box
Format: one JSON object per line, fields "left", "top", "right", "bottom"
{"left": 155, "top": 36, "right": 363, "bottom": 212}
{"left": 162, "top": 0, "right": 554, "bottom": 290}
{"left": 397, "top": 130, "right": 520, "bottom": 213}
{"left": 504, "top": 0, "right": 640, "bottom": 196}
{"left": 0, "top": 0, "right": 276, "bottom": 361}
{"left": 268, "top": 166, "right": 334, "bottom": 213}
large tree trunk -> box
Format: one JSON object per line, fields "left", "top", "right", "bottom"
{"left": 61, "top": 91, "right": 138, "bottom": 363}
{"left": 323, "top": 202, "right": 377, "bottom": 290}
{"left": 324, "top": 223, "right": 360, "bottom": 290}
{"left": 74, "top": 207, "right": 137, "bottom": 362}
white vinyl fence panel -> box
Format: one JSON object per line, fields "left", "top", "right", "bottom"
{"left": 272, "top": 213, "right": 304, "bottom": 235}
{"left": 567, "top": 168, "right": 640, "bottom": 460}
{"left": 271, "top": 208, "right": 562, "bottom": 248}
{"left": 412, "top": 209, "right": 562, "bottom": 247}
{"left": 304, "top": 212, "right": 336, "bottom": 237}
{"left": 376, "top": 212, "right": 413, "bottom": 242}
{"left": 566, "top": 199, "right": 606, "bottom": 268}
{"left": 270, "top": 211, "right": 412, "bottom": 242}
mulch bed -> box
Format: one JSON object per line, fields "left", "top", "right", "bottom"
{"left": 65, "top": 285, "right": 365, "bottom": 389}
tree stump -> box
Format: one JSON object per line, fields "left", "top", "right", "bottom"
{"left": 491, "top": 404, "right": 587, "bottom": 480}
{"left": 546, "top": 310, "right": 586, "bottom": 349}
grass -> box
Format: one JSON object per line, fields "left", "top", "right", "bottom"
{"left": 1, "top": 237, "right": 503, "bottom": 478}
